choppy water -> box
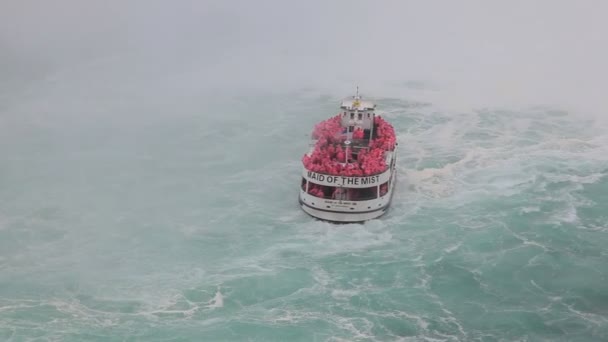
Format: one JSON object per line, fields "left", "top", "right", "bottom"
{"left": 1, "top": 64, "right": 607, "bottom": 341}
{"left": 2, "top": 2, "right": 608, "bottom": 340}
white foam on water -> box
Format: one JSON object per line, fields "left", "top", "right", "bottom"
{"left": 554, "top": 203, "right": 579, "bottom": 225}
{"left": 443, "top": 242, "right": 462, "bottom": 254}
{"left": 206, "top": 289, "right": 224, "bottom": 309}
{"left": 330, "top": 289, "right": 359, "bottom": 301}
{"left": 520, "top": 206, "right": 540, "bottom": 214}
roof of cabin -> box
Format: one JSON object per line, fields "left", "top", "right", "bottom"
{"left": 340, "top": 97, "right": 375, "bottom": 110}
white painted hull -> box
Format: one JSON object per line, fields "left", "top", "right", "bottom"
{"left": 299, "top": 201, "right": 391, "bottom": 222}
{"left": 298, "top": 165, "right": 397, "bottom": 223}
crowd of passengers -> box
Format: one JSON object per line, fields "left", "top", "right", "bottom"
{"left": 305, "top": 183, "right": 389, "bottom": 200}
{"left": 302, "top": 115, "right": 397, "bottom": 176}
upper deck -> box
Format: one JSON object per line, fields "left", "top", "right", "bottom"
{"left": 340, "top": 98, "right": 376, "bottom": 110}
{"left": 302, "top": 95, "right": 396, "bottom": 178}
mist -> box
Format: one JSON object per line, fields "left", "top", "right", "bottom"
{"left": 2, "top": 0, "right": 607, "bottom": 114}
{"left": 2, "top": 2, "right": 608, "bottom": 340}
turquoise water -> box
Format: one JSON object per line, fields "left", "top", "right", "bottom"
{"left": 1, "top": 73, "right": 607, "bottom": 341}
{"left": 2, "top": 2, "right": 608, "bottom": 340}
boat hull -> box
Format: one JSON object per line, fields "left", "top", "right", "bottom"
{"left": 299, "top": 197, "right": 392, "bottom": 223}
{"left": 298, "top": 167, "right": 397, "bottom": 223}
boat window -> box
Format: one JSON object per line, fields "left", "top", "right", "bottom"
{"left": 301, "top": 178, "right": 307, "bottom": 191}
{"left": 358, "top": 113, "right": 363, "bottom": 120}
{"left": 307, "top": 182, "right": 335, "bottom": 199}
{"left": 367, "top": 113, "right": 370, "bottom": 118}
{"left": 307, "top": 182, "right": 378, "bottom": 201}
{"left": 379, "top": 182, "right": 389, "bottom": 197}
{"left": 332, "top": 187, "right": 348, "bottom": 200}
{"left": 350, "top": 112, "right": 355, "bottom": 120}
{"left": 353, "top": 186, "right": 378, "bottom": 201}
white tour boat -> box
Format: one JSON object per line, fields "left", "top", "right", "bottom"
{"left": 299, "top": 92, "right": 397, "bottom": 223}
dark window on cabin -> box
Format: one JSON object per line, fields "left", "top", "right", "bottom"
{"left": 350, "top": 112, "right": 354, "bottom": 119}
{"left": 379, "top": 182, "right": 388, "bottom": 196}
{"left": 358, "top": 113, "right": 363, "bottom": 120}
{"left": 363, "top": 129, "right": 371, "bottom": 139}
{"left": 351, "top": 186, "right": 378, "bottom": 201}
{"left": 307, "top": 182, "right": 336, "bottom": 199}
{"left": 301, "top": 178, "right": 307, "bottom": 191}
{"left": 367, "top": 113, "right": 370, "bottom": 118}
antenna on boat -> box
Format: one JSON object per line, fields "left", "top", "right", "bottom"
{"left": 356, "top": 85, "right": 359, "bottom": 98}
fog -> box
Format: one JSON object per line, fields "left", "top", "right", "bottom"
{"left": 2, "top": 0, "right": 607, "bottom": 115}
{"left": 2, "top": 3, "right": 608, "bottom": 339}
